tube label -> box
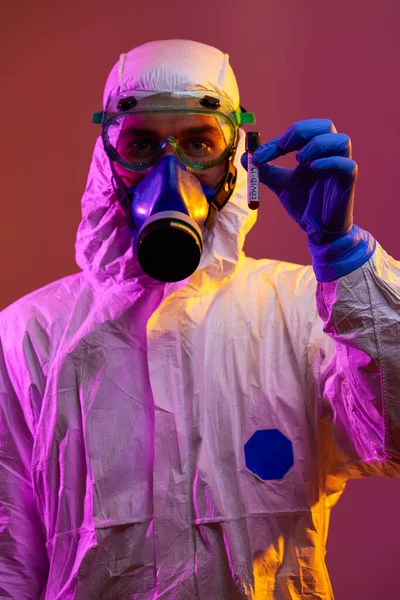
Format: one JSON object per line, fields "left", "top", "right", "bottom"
{"left": 247, "top": 153, "right": 260, "bottom": 207}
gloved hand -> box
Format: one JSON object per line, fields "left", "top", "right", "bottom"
{"left": 240, "top": 118, "right": 376, "bottom": 282}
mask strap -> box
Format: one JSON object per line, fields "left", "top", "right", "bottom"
{"left": 109, "top": 161, "right": 137, "bottom": 233}
{"left": 204, "top": 133, "right": 239, "bottom": 229}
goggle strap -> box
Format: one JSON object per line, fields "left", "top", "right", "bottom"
{"left": 92, "top": 111, "right": 103, "bottom": 124}
{"left": 238, "top": 112, "right": 256, "bottom": 125}
{"left": 233, "top": 106, "right": 256, "bottom": 126}
{"left": 93, "top": 109, "right": 255, "bottom": 126}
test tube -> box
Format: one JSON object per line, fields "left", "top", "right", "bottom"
{"left": 246, "top": 132, "right": 260, "bottom": 210}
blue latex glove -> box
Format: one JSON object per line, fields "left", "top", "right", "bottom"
{"left": 240, "top": 118, "right": 376, "bottom": 282}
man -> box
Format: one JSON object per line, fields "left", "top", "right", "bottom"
{"left": 0, "top": 39, "right": 399, "bottom": 600}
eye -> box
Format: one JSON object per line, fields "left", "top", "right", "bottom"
{"left": 185, "top": 139, "right": 212, "bottom": 155}
{"left": 131, "top": 140, "right": 151, "bottom": 151}
{"left": 128, "top": 139, "right": 158, "bottom": 156}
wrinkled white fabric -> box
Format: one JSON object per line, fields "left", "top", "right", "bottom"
{"left": 1, "top": 39, "right": 400, "bottom": 600}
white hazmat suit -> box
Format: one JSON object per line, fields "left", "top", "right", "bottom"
{"left": 1, "top": 39, "right": 400, "bottom": 600}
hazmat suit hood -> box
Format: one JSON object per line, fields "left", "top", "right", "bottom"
{"left": 75, "top": 39, "right": 257, "bottom": 291}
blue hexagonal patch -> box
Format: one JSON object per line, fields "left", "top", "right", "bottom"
{"left": 244, "top": 429, "right": 294, "bottom": 481}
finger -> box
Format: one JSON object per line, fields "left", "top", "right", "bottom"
{"left": 296, "top": 133, "right": 352, "bottom": 164}
{"left": 309, "top": 156, "right": 357, "bottom": 178}
{"left": 279, "top": 119, "right": 338, "bottom": 153}
{"left": 240, "top": 151, "right": 249, "bottom": 171}
{"left": 252, "top": 136, "right": 283, "bottom": 164}
{"left": 240, "top": 150, "right": 294, "bottom": 194}
{"left": 310, "top": 158, "right": 357, "bottom": 232}
{"left": 254, "top": 119, "right": 337, "bottom": 163}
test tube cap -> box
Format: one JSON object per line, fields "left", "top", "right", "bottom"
{"left": 246, "top": 131, "right": 260, "bottom": 152}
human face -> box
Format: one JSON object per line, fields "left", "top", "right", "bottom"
{"left": 112, "top": 112, "right": 231, "bottom": 189}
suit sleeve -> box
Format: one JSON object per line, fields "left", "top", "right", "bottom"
{"left": 0, "top": 330, "right": 49, "bottom": 599}
{"left": 308, "top": 242, "right": 400, "bottom": 479}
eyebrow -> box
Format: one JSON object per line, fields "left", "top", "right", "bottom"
{"left": 120, "top": 125, "right": 223, "bottom": 137}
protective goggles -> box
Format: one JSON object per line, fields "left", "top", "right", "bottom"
{"left": 93, "top": 90, "right": 255, "bottom": 172}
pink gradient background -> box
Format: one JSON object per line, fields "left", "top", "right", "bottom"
{"left": 2, "top": 0, "right": 400, "bottom": 597}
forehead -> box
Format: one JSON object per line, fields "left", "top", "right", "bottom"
{"left": 119, "top": 112, "right": 224, "bottom": 135}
